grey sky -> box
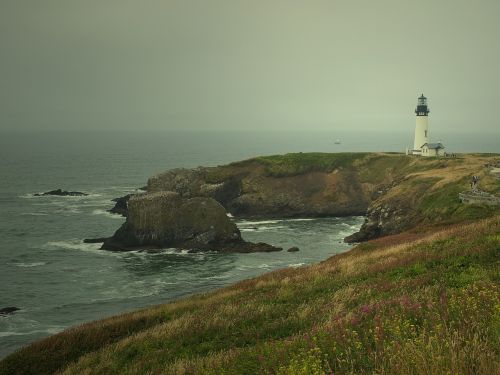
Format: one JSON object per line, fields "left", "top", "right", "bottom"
{"left": 1, "top": 0, "right": 499, "bottom": 134}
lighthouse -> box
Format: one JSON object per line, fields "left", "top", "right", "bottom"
{"left": 413, "top": 94, "right": 429, "bottom": 154}
{"left": 410, "top": 94, "right": 445, "bottom": 157}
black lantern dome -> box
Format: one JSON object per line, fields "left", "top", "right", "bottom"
{"left": 415, "top": 94, "right": 429, "bottom": 116}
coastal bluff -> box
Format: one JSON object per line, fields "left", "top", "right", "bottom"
{"left": 147, "top": 154, "right": 374, "bottom": 217}
{"left": 126, "top": 152, "right": 499, "bottom": 242}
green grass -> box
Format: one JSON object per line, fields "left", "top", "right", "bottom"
{"left": 1, "top": 217, "right": 499, "bottom": 374}
{"left": 253, "top": 152, "right": 370, "bottom": 177}
{"left": 418, "top": 177, "right": 500, "bottom": 224}
{"left": 356, "top": 154, "right": 414, "bottom": 184}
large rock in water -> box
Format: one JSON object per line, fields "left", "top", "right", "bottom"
{"left": 102, "top": 192, "right": 281, "bottom": 253}
{"left": 34, "top": 189, "right": 88, "bottom": 197}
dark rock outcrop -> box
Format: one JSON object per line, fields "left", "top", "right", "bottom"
{"left": 0, "top": 307, "right": 20, "bottom": 316}
{"left": 83, "top": 237, "right": 109, "bottom": 244}
{"left": 102, "top": 192, "right": 281, "bottom": 253}
{"left": 147, "top": 168, "right": 243, "bottom": 206}
{"left": 344, "top": 220, "right": 381, "bottom": 243}
{"left": 108, "top": 194, "right": 133, "bottom": 217}
{"left": 35, "top": 189, "right": 88, "bottom": 197}
{"left": 287, "top": 247, "right": 300, "bottom": 252}
{"left": 345, "top": 187, "right": 422, "bottom": 243}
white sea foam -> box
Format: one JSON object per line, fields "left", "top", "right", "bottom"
{"left": 100, "top": 186, "right": 139, "bottom": 191}
{"left": 22, "top": 192, "right": 102, "bottom": 199}
{"left": 204, "top": 274, "right": 231, "bottom": 280}
{"left": 14, "top": 262, "right": 46, "bottom": 268}
{"left": 341, "top": 223, "right": 360, "bottom": 230}
{"left": 56, "top": 208, "right": 82, "bottom": 215}
{"left": 77, "top": 193, "right": 103, "bottom": 198}
{"left": 91, "top": 209, "right": 124, "bottom": 219}
{"left": 237, "top": 218, "right": 317, "bottom": 226}
{"left": 288, "top": 263, "right": 306, "bottom": 268}
{"left": 44, "top": 240, "right": 111, "bottom": 255}
{"left": 77, "top": 199, "right": 115, "bottom": 207}
{"left": 236, "top": 265, "right": 254, "bottom": 271}
{"left": 237, "top": 220, "right": 281, "bottom": 226}
{"left": 136, "top": 248, "right": 191, "bottom": 255}
{"left": 20, "top": 212, "right": 50, "bottom": 216}
{"left": 338, "top": 230, "right": 356, "bottom": 238}
{"left": 153, "top": 248, "right": 180, "bottom": 255}
{"left": 239, "top": 225, "right": 287, "bottom": 232}
{"left": 19, "top": 193, "right": 37, "bottom": 199}
{"left": 0, "top": 327, "right": 64, "bottom": 337}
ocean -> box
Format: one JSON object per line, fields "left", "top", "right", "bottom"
{"left": 0, "top": 130, "right": 497, "bottom": 358}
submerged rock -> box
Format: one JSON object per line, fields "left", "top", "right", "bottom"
{"left": 83, "top": 237, "right": 109, "bottom": 244}
{"left": 34, "top": 189, "right": 88, "bottom": 197}
{"left": 102, "top": 192, "right": 281, "bottom": 253}
{"left": 0, "top": 307, "right": 20, "bottom": 316}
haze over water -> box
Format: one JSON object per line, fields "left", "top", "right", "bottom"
{"left": 1, "top": 0, "right": 499, "bottom": 365}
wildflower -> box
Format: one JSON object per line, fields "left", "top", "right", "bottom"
{"left": 360, "top": 304, "right": 372, "bottom": 314}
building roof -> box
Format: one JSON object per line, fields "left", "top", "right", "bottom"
{"left": 422, "top": 142, "right": 445, "bottom": 149}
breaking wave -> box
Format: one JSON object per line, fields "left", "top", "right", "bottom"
{"left": 14, "top": 262, "right": 46, "bottom": 268}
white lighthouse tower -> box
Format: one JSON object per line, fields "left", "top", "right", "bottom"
{"left": 413, "top": 94, "right": 429, "bottom": 154}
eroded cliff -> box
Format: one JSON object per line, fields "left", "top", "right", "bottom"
{"left": 112, "top": 153, "right": 500, "bottom": 243}
{"left": 146, "top": 153, "right": 406, "bottom": 218}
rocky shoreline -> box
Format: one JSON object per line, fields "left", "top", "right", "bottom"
{"left": 98, "top": 153, "right": 500, "bottom": 251}
{"left": 103, "top": 154, "right": 408, "bottom": 249}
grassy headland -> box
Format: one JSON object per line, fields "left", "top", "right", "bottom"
{"left": 1, "top": 153, "right": 499, "bottom": 374}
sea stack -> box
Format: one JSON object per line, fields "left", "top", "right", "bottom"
{"left": 102, "top": 192, "right": 281, "bottom": 253}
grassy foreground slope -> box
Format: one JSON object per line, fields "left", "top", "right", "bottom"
{"left": 2, "top": 217, "right": 499, "bottom": 374}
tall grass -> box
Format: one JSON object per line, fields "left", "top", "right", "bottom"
{"left": 1, "top": 216, "right": 498, "bottom": 375}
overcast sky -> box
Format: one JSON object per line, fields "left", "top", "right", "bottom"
{"left": 1, "top": 0, "right": 499, "bottom": 135}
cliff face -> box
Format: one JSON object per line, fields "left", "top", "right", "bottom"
{"left": 347, "top": 155, "right": 500, "bottom": 242}
{"left": 145, "top": 153, "right": 500, "bottom": 242}
{"left": 102, "top": 192, "right": 281, "bottom": 253}
{"left": 147, "top": 153, "right": 405, "bottom": 218}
